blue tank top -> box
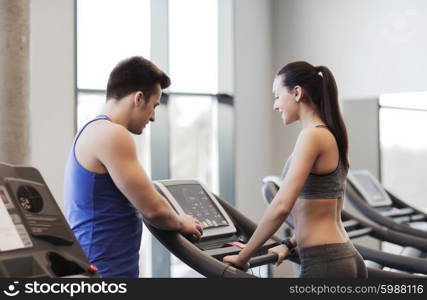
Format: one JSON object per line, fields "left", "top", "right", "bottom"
{"left": 64, "top": 115, "right": 142, "bottom": 278}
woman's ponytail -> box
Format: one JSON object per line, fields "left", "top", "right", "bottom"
{"left": 278, "top": 62, "right": 349, "bottom": 169}
{"left": 316, "top": 66, "right": 349, "bottom": 169}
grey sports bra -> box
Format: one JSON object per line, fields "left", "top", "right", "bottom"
{"left": 280, "top": 125, "right": 348, "bottom": 199}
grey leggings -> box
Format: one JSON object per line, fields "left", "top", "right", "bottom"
{"left": 299, "top": 241, "right": 368, "bottom": 278}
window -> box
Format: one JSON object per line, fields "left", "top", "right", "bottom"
{"left": 166, "top": 0, "right": 222, "bottom": 278}
{"left": 168, "top": 0, "right": 218, "bottom": 93}
{"left": 77, "top": 0, "right": 150, "bottom": 90}
{"left": 379, "top": 92, "right": 427, "bottom": 214}
{"left": 76, "top": 0, "right": 152, "bottom": 277}
{"left": 76, "top": 0, "right": 235, "bottom": 278}
{"left": 169, "top": 95, "right": 219, "bottom": 192}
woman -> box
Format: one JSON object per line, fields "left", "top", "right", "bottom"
{"left": 223, "top": 61, "right": 367, "bottom": 278}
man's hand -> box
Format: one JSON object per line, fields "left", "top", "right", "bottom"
{"left": 267, "top": 244, "right": 289, "bottom": 266}
{"left": 179, "top": 214, "right": 203, "bottom": 242}
{"left": 222, "top": 254, "right": 250, "bottom": 271}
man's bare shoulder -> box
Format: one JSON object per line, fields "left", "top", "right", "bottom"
{"left": 85, "top": 120, "right": 135, "bottom": 155}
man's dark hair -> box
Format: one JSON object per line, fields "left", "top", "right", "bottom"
{"left": 106, "top": 56, "right": 171, "bottom": 101}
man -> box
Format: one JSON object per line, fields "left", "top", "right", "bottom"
{"left": 64, "top": 56, "right": 203, "bottom": 277}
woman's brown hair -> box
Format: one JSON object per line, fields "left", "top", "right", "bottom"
{"left": 277, "top": 61, "right": 349, "bottom": 169}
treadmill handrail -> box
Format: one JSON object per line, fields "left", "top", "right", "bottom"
{"left": 143, "top": 191, "right": 299, "bottom": 278}
{"left": 341, "top": 210, "right": 427, "bottom": 252}
{"left": 248, "top": 253, "right": 278, "bottom": 268}
{"left": 214, "top": 194, "right": 300, "bottom": 266}
{"left": 346, "top": 179, "right": 427, "bottom": 239}
{"left": 380, "top": 207, "right": 414, "bottom": 217}
{"left": 145, "top": 221, "right": 254, "bottom": 278}
{"left": 355, "top": 244, "right": 427, "bottom": 275}
{"left": 347, "top": 228, "right": 372, "bottom": 239}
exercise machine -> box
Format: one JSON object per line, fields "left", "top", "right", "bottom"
{"left": 145, "top": 179, "right": 299, "bottom": 278}
{"left": 346, "top": 170, "right": 427, "bottom": 239}
{"left": 0, "top": 162, "right": 99, "bottom": 278}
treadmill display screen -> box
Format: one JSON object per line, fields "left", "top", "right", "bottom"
{"left": 354, "top": 174, "right": 385, "bottom": 203}
{"left": 165, "top": 184, "right": 228, "bottom": 229}
{"left": 0, "top": 187, "right": 33, "bottom": 252}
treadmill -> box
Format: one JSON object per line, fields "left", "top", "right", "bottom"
{"left": 262, "top": 176, "right": 427, "bottom": 278}
{"left": 346, "top": 170, "right": 427, "bottom": 239}
{"left": 0, "top": 162, "right": 99, "bottom": 278}
{"left": 0, "top": 162, "right": 291, "bottom": 278}
{"left": 144, "top": 179, "right": 300, "bottom": 278}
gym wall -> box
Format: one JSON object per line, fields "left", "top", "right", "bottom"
{"left": 271, "top": 0, "right": 427, "bottom": 181}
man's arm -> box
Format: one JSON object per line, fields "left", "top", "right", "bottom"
{"left": 95, "top": 123, "right": 200, "bottom": 236}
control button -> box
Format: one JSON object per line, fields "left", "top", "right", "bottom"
{"left": 227, "top": 241, "right": 246, "bottom": 249}
{"left": 88, "top": 264, "right": 98, "bottom": 273}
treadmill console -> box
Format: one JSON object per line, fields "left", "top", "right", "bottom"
{"left": 147, "top": 180, "right": 281, "bottom": 275}
{"left": 154, "top": 180, "right": 237, "bottom": 240}
{"left": 0, "top": 163, "right": 99, "bottom": 278}
{"left": 347, "top": 170, "right": 392, "bottom": 208}
{"left": 0, "top": 186, "right": 33, "bottom": 251}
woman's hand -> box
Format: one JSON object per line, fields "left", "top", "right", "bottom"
{"left": 222, "top": 254, "right": 250, "bottom": 271}
{"left": 268, "top": 244, "right": 289, "bottom": 266}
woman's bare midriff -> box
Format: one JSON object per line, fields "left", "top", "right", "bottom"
{"left": 292, "top": 197, "right": 349, "bottom": 248}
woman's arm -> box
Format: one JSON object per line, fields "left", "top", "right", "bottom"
{"left": 223, "top": 129, "right": 321, "bottom": 267}
{"left": 290, "top": 233, "right": 297, "bottom": 248}
{"left": 267, "top": 232, "right": 297, "bottom": 266}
